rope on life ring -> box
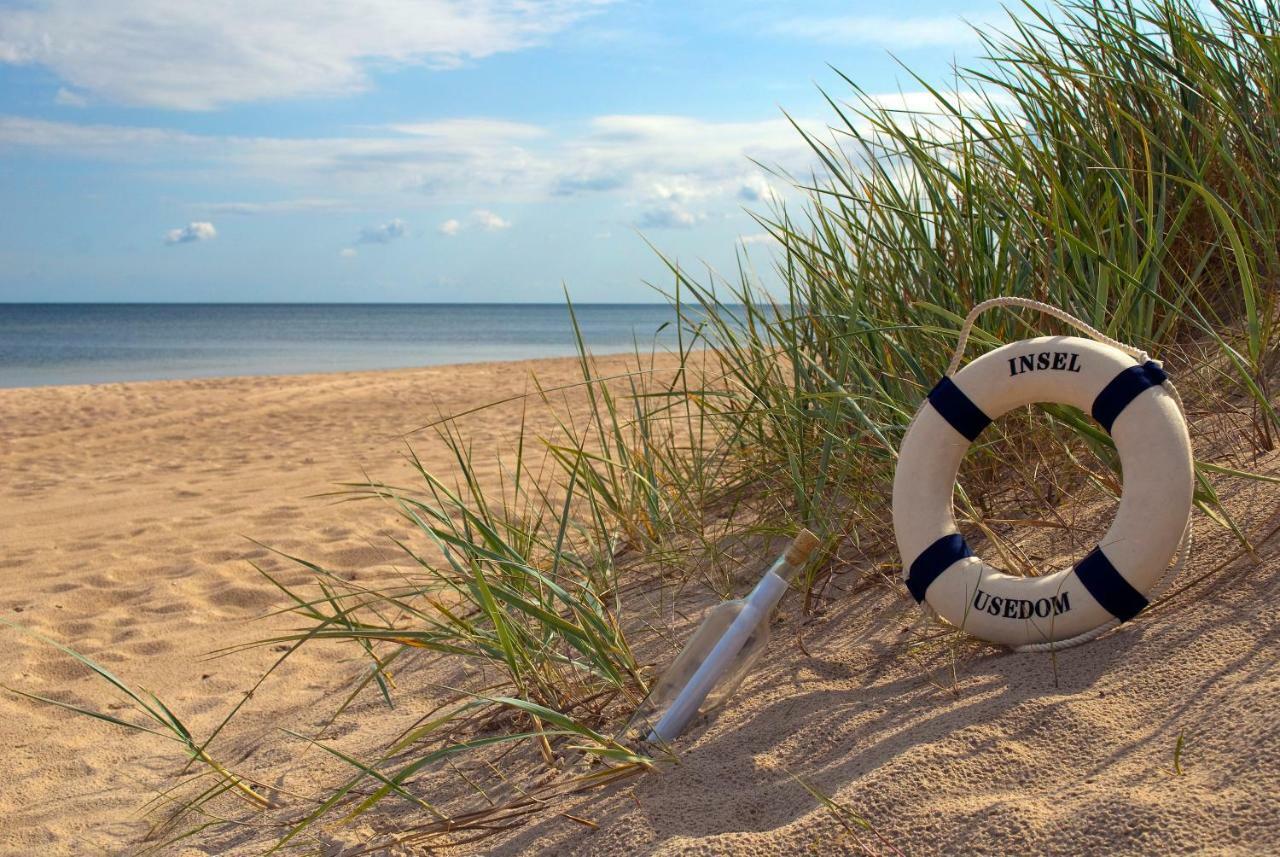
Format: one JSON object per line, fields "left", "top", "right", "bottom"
{"left": 893, "top": 298, "right": 1195, "bottom": 653}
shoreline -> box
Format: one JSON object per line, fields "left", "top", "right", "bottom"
{"left": 0, "top": 348, "right": 684, "bottom": 393}
{"left": 0, "top": 302, "right": 701, "bottom": 392}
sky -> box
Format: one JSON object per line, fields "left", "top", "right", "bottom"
{"left": 0, "top": 0, "right": 1003, "bottom": 302}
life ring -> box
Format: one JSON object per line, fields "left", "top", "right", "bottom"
{"left": 892, "top": 334, "right": 1194, "bottom": 648}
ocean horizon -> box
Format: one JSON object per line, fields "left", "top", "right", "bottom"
{"left": 0, "top": 302, "right": 701, "bottom": 388}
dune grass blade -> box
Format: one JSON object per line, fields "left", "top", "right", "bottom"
{"left": 0, "top": 619, "right": 271, "bottom": 810}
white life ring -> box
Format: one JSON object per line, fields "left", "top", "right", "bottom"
{"left": 892, "top": 335, "right": 1194, "bottom": 648}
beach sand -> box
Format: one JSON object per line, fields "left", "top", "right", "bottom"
{"left": 0, "top": 354, "right": 673, "bottom": 854}
{"left": 2, "top": 357, "right": 1278, "bottom": 855}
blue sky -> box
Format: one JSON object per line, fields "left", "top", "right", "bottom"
{"left": 0, "top": 1, "right": 1001, "bottom": 302}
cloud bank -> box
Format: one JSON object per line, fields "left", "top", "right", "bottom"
{"left": 0, "top": 113, "right": 812, "bottom": 211}
{"left": 0, "top": 1, "right": 613, "bottom": 109}
{"left": 1, "top": 89, "right": 995, "bottom": 237}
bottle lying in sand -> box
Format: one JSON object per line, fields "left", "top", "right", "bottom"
{"left": 636, "top": 529, "right": 821, "bottom": 744}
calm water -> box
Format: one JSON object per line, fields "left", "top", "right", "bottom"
{"left": 0, "top": 304, "right": 691, "bottom": 388}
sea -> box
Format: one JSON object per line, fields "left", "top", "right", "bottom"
{"left": 0, "top": 303, "right": 694, "bottom": 388}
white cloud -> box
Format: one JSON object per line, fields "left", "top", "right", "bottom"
{"left": 864, "top": 90, "right": 1011, "bottom": 116}
{"left": 636, "top": 203, "right": 702, "bottom": 230}
{"left": 53, "top": 87, "right": 86, "bottom": 107}
{"left": 560, "top": 116, "right": 813, "bottom": 221}
{"left": 340, "top": 247, "right": 357, "bottom": 258}
{"left": 566, "top": 115, "right": 805, "bottom": 193}
{"left": 0, "top": 1, "right": 613, "bottom": 110}
{"left": 164, "top": 221, "right": 216, "bottom": 245}
{"left": 771, "top": 13, "right": 986, "bottom": 48}
{"left": 741, "top": 232, "right": 779, "bottom": 246}
{"left": 649, "top": 177, "right": 709, "bottom": 203}
{"left": 357, "top": 218, "right": 407, "bottom": 244}
{"left": 472, "top": 209, "right": 511, "bottom": 230}
{"left": 438, "top": 210, "right": 512, "bottom": 235}
{"left": 737, "top": 173, "right": 782, "bottom": 205}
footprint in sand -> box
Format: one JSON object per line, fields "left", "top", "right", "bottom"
{"left": 81, "top": 572, "right": 118, "bottom": 589}
{"left": 325, "top": 544, "right": 400, "bottom": 569}
{"left": 28, "top": 655, "right": 101, "bottom": 683}
{"left": 126, "top": 639, "right": 173, "bottom": 657}
{"left": 255, "top": 505, "right": 302, "bottom": 525}
{"left": 208, "top": 584, "right": 278, "bottom": 612}
{"left": 143, "top": 600, "right": 190, "bottom": 616}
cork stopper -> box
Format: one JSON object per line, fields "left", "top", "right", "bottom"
{"left": 784, "top": 528, "right": 822, "bottom": 567}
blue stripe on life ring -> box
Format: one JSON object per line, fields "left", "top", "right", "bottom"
{"left": 1074, "top": 546, "right": 1148, "bottom": 622}
{"left": 1091, "top": 361, "right": 1168, "bottom": 434}
{"left": 927, "top": 376, "right": 991, "bottom": 442}
{"left": 907, "top": 533, "right": 973, "bottom": 602}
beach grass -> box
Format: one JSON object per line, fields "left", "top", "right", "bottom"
{"left": 7, "top": 0, "right": 1280, "bottom": 850}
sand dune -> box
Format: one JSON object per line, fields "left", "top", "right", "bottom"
{"left": 494, "top": 468, "right": 1280, "bottom": 856}
{"left": 2, "top": 357, "right": 1277, "bottom": 855}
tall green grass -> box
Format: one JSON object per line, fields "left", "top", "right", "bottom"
{"left": 667, "top": 0, "right": 1280, "bottom": 553}
{"left": 9, "top": 0, "right": 1280, "bottom": 849}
